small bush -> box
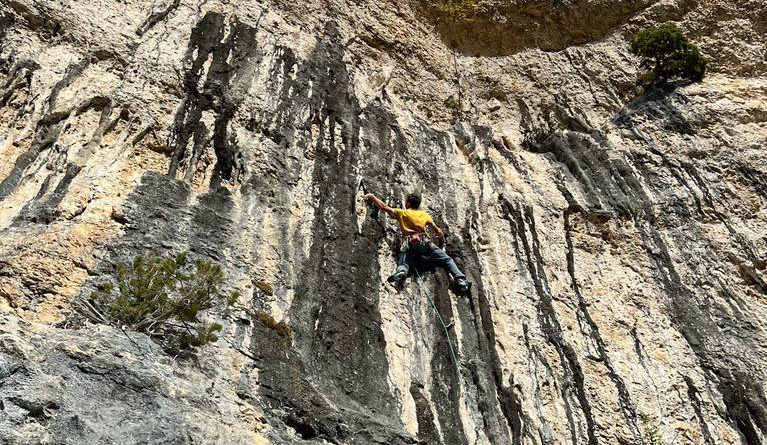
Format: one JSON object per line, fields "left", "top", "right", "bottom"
{"left": 432, "top": 0, "right": 478, "bottom": 23}
{"left": 80, "top": 253, "right": 238, "bottom": 353}
{"left": 254, "top": 280, "right": 274, "bottom": 296}
{"left": 443, "top": 96, "right": 459, "bottom": 109}
{"left": 639, "top": 413, "right": 662, "bottom": 445}
{"left": 630, "top": 23, "right": 707, "bottom": 85}
{"left": 257, "top": 312, "right": 293, "bottom": 339}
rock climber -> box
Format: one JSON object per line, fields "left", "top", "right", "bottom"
{"left": 365, "top": 192, "right": 471, "bottom": 295}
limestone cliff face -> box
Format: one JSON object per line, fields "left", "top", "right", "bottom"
{"left": 1, "top": 0, "right": 766, "bottom": 444}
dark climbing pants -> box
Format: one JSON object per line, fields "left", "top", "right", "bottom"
{"left": 395, "top": 243, "right": 466, "bottom": 280}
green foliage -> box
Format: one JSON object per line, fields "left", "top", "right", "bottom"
{"left": 630, "top": 23, "right": 707, "bottom": 85}
{"left": 443, "top": 95, "right": 459, "bottom": 110}
{"left": 639, "top": 413, "right": 663, "bottom": 445}
{"left": 433, "top": 0, "right": 478, "bottom": 23}
{"left": 81, "top": 253, "right": 237, "bottom": 353}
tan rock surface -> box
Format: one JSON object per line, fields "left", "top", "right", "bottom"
{"left": 0, "top": 0, "right": 765, "bottom": 443}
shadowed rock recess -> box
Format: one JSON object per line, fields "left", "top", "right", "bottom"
{"left": 0, "top": 0, "right": 765, "bottom": 444}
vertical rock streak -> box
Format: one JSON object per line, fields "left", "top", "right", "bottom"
{"left": 501, "top": 199, "right": 599, "bottom": 445}
{"left": 563, "top": 208, "right": 643, "bottom": 442}
{"left": 532, "top": 123, "right": 767, "bottom": 444}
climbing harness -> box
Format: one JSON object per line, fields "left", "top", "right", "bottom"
{"left": 401, "top": 232, "right": 433, "bottom": 253}
{"left": 413, "top": 268, "right": 459, "bottom": 368}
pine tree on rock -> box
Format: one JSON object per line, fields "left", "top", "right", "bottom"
{"left": 630, "top": 22, "right": 707, "bottom": 86}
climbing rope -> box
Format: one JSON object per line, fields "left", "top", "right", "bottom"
{"left": 413, "top": 268, "right": 459, "bottom": 368}
{"left": 360, "top": 185, "right": 460, "bottom": 368}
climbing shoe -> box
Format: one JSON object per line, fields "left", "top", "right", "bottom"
{"left": 387, "top": 271, "right": 406, "bottom": 287}
{"left": 455, "top": 278, "right": 471, "bottom": 296}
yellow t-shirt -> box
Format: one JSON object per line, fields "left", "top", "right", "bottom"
{"left": 392, "top": 209, "right": 433, "bottom": 236}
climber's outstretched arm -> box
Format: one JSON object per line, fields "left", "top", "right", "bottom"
{"left": 365, "top": 193, "right": 396, "bottom": 217}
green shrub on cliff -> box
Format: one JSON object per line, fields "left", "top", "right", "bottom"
{"left": 433, "top": 0, "right": 478, "bottom": 23}
{"left": 630, "top": 23, "right": 707, "bottom": 85}
{"left": 639, "top": 413, "right": 663, "bottom": 445}
{"left": 80, "top": 253, "right": 238, "bottom": 353}
{"left": 443, "top": 95, "right": 459, "bottom": 109}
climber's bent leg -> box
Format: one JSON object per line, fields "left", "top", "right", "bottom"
{"left": 389, "top": 250, "right": 414, "bottom": 285}
{"left": 428, "top": 245, "right": 466, "bottom": 280}
{"left": 395, "top": 250, "right": 413, "bottom": 276}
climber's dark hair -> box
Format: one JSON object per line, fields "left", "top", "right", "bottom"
{"left": 405, "top": 193, "right": 421, "bottom": 209}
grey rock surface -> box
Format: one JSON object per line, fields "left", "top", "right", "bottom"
{"left": 0, "top": 0, "right": 765, "bottom": 444}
